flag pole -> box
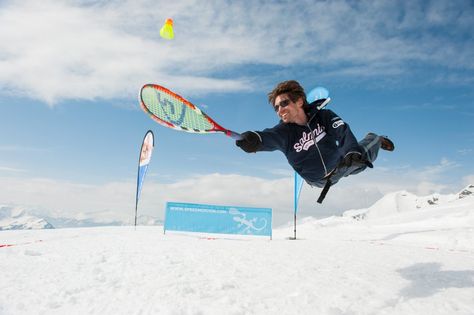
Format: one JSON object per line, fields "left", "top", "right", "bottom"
{"left": 293, "top": 212, "right": 297, "bottom": 240}
{"left": 134, "top": 201, "right": 138, "bottom": 230}
{"left": 291, "top": 172, "right": 302, "bottom": 240}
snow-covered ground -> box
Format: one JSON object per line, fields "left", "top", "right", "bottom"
{"left": 1, "top": 189, "right": 474, "bottom": 315}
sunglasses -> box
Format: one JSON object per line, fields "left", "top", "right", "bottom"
{"left": 274, "top": 99, "right": 291, "bottom": 112}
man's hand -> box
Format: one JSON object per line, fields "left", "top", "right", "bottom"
{"left": 236, "top": 131, "right": 262, "bottom": 153}
{"left": 340, "top": 152, "right": 373, "bottom": 168}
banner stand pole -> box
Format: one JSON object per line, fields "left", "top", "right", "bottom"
{"left": 293, "top": 213, "right": 297, "bottom": 240}
{"left": 288, "top": 213, "right": 297, "bottom": 240}
{"left": 134, "top": 202, "right": 138, "bottom": 231}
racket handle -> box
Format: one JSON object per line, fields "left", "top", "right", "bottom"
{"left": 226, "top": 130, "right": 242, "bottom": 140}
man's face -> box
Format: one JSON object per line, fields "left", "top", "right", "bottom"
{"left": 274, "top": 93, "right": 303, "bottom": 123}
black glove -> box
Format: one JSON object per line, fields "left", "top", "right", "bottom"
{"left": 236, "top": 131, "right": 262, "bottom": 153}
{"left": 340, "top": 152, "right": 373, "bottom": 168}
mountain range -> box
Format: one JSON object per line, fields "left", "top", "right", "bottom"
{"left": 0, "top": 205, "right": 162, "bottom": 230}
{"left": 1, "top": 184, "right": 472, "bottom": 230}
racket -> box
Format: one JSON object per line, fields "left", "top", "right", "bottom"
{"left": 140, "top": 84, "right": 242, "bottom": 140}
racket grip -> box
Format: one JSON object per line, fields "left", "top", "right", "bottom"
{"left": 226, "top": 130, "right": 242, "bottom": 140}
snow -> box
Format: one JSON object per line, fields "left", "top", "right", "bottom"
{"left": 1, "top": 189, "right": 474, "bottom": 315}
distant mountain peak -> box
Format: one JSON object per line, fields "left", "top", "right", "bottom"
{"left": 0, "top": 204, "right": 165, "bottom": 230}
{"left": 457, "top": 184, "right": 474, "bottom": 199}
{"left": 343, "top": 185, "right": 474, "bottom": 221}
{"left": 0, "top": 205, "right": 54, "bottom": 230}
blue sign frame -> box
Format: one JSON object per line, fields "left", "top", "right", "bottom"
{"left": 164, "top": 202, "right": 272, "bottom": 238}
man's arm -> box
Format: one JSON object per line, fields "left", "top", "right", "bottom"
{"left": 236, "top": 131, "right": 262, "bottom": 153}
{"left": 236, "top": 123, "right": 288, "bottom": 153}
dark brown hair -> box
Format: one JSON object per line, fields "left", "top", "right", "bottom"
{"left": 267, "top": 80, "right": 307, "bottom": 106}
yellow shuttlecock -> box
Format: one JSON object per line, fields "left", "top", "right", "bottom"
{"left": 160, "top": 18, "right": 174, "bottom": 40}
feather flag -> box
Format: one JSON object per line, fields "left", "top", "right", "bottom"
{"left": 135, "top": 130, "right": 154, "bottom": 227}
{"left": 294, "top": 172, "right": 304, "bottom": 215}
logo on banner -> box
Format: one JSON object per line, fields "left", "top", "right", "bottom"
{"left": 229, "top": 207, "right": 267, "bottom": 233}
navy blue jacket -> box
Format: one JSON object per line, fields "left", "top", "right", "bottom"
{"left": 254, "top": 106, "right": 361, "bottom": 187}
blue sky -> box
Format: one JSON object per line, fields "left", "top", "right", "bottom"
{"left": 1, "top": 0, "right": 473, "bottom": 226}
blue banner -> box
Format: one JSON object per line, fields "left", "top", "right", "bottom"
{"left": 164, "top": 202, "right": 272, "bottom": 238}
{"left": 135, "top": 130, "right": 154, "bottom": 227}
{"left": 294, "top": 172, "right": 304, "bottom": 214}
{"left": 136, "top": 131, "right": 154, "bottom": 203}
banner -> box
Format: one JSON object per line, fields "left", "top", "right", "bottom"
{"left": 135, "top": 130, "right": 154, "bottom": 226}
{"left": 294, "top": 172, "right": 304, "bottom": 214}
{"left": 164, "top": 202, "right": 272, "bottom": 238}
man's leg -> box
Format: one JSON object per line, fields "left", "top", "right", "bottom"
{"left": 327, "top": 134, "right": 394, "bottom": 187}
{"left": 359, "top": 132, "right": 382, "bottom": 164}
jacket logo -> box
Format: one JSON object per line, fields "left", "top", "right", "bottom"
{"left": 294, "top": 125, "right": 326, "bottom": 152}
{"left": 332, "top": 120, "right": 344, "bottom": 128}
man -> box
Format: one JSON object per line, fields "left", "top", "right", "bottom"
{"left": 236, "top": 80, "right": 394, "bottom": 203}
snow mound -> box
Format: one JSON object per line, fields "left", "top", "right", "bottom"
{"left": 343, "top": 185, "right": 474, "bottom": 221}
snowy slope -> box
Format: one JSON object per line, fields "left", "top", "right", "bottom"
{"left": 343, "top": 184, "right": 474, "bottom": 220}
{"left": 1, "top": 189, "right": 473, "bottom": 315}
{"left": 0, "top": 205, "right": 53, "bottom": 230}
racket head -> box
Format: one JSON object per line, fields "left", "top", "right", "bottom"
{"left": 139, "top": 84, "right": 225, "bottom": 134}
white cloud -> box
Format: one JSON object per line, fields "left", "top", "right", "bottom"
{"left": 0, "top": 173, "right": 294, "bottom": 225}
{"left": 462, "top": 174, "right": 474, "bottom": 187}
{"left": 458, "top": 148, "right": 473, "bottom": 155}
{"left": 0, "top": 166, "right": 26, "bottom": 173}
{"left": 0, "top": 0, "right": 473, "bottom": 104}
{"left": 1, "top": 157, "right": 470, "bottom": 226}
{"left": 0, "top": 145, "right": 48, "bottom": 153}
{"left": 0, "top": 0, "right": 253, "bottom": 105}
{"left": 418, "top": 158, "right": 460, "bottom": 180}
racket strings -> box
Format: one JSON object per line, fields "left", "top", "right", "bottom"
{"left": 141, "top": 87, "right": 213, "bottom": 132}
